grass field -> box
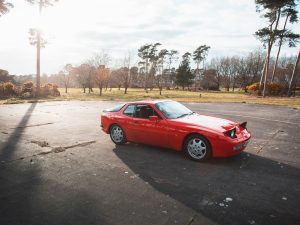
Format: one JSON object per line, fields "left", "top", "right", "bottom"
{"left": 1, "top": 88, "right": 299, "bottom": 107}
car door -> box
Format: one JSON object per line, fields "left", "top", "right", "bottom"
{"left": 121, "top": 104, "right": 137, "bottom": 142}
{"left": 130, "top": 104, "right": 169, "bottom": 147}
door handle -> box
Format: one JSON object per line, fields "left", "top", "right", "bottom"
{"left": 133, "top": 121, "right": 139, "bottom": 124}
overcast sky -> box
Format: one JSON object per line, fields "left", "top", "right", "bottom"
{"left": 0, "top": 0, "right": 299, "bottom": 75}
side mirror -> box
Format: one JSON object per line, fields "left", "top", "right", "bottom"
{"left": 149, "top": 115, "right": 158, "bottom": 122}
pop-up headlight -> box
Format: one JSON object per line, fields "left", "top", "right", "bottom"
{"left": 226, "top": 128, "right": 237, "bottom": 139}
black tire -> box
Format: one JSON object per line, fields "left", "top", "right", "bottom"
{"left": 184, "top": 134, "right": 211, "bottom": 161}
{"left": 109, "top": 124, "right": 127, "bottom": 145}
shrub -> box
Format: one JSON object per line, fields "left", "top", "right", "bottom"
{"left": 246, "top": 82, "right": 259, "bottom": 93}
{"left": 1, "top": 81, "right": 60, "bottom": 98}
{"left": 21, "top": 92, "right": 31, "bottom": 98}
{"left": 40, "top": 83, "right": 52, "bottom": 97}
{"left": 39, "top": 83, "right": 60, "bottom": 97}
{"left": 52, "top": 84, "right": 60, "bottom": 96}
{"left": 267, "top": 83, "right": 285, "bottom": 95}
{"left": 23, "top": 81, "right": 34, "bottom": 89}
{"left": 4, "top": 82, "right": 13, "bottom": 89}
{"left": 0, "top": 83, "right": 4, "bottom": 96}
{"left": 0, "top": 82, "right": 16, "bottom": 97}
{"left": 22, "top": 81, "right": 35, "bottom": 96}
{"left": 246, "top": 82, "right": 286, "bottom": 96}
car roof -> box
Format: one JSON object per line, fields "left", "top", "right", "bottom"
{"left": 126, "top": 99, "right": 174, "bottom": 105}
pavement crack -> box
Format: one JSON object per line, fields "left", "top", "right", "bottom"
{"left": 1, "top": 140, "right": 96, "bottom": 165}
{"left": 12, "top": 122, "right": 54, "bottom": 129}
{"left": 63, "top": 141, "right": 96, "bottom": 149}
{"left": 185, "top": 215, "right": 197, "bottom": 225}
{"left": 256, "top": 129, "right": 281, "bottom": 154}
{"left": 50, "top": 141, "right": 97, "bottom": 153}
{"left": 42, "top": 140, "right": 97, "bottom": 154}
{"left": 152, "top": 177, "right": 179, "bottom": 186}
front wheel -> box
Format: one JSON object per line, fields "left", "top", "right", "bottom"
{"left": 110, "top": 124, "right": 127, "bottom": 145}
{"left": 184, "top": 134, "right": 211, "bottom": 161}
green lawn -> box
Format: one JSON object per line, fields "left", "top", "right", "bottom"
{"left": 1, "top": 88, "right": 299, "bottom": 108}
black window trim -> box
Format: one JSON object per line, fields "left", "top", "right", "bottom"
{"left": 136, "top": 104, "right": 162, "bottom": 120}
{"left": 123, "top": 103, "right": 163, "bottom": 120}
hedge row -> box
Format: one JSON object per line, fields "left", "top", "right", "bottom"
{"left": 0, "top": 81, "right": 60, "bottom": 98}
{"left": 246, "top": 82, "right": 287, "bottom": 96}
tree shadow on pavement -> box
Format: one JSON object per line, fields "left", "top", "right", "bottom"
{"left": 0, "top": 102, "right": 37, "bottom": 162}
{"left": 113, "top": 143, "right": 300, "bottom": 225}
{"left": 0, "top": 103, "right": 108, "bottom": 225}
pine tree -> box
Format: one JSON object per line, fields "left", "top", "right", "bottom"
{"left": 176, "top": 53, "right": 194, "bottom": 90}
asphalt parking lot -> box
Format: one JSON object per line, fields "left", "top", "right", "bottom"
{"left": 0, "top": 100, "right": 299, "bottom": 225}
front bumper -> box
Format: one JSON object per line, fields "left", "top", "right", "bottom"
{"left": 212, "top": 133, "right": 251, "bottom": 157}
{"left": 233, "top": 138, "right": 250, "bottom": 151}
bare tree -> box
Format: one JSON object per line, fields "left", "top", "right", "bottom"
{"left": 122, "top": 53, "right": 132, "bottom": 94}
{"left": 137, "top": 61, "right": 146, "bottom": 88}
{"left": 218, "top": 57, "right": 231, "bottom": 91}
{"left": 110, "top": 69, "right": 122, "bottom": 90}
{"left": 89, "top": 51, "right": 111, "bottom": 95}
{"left": 59, "top": 64, "right": 72, "bottom": 93}
{"left": 210, "top": 51, "right": 265, "bottom": 91}
{"left": 166, "top": 50, "right": 179, "bottom": 88}
{"left": 201, "top": 69, "right": 220, "bottom": 90}
{"left": 209, "top": 58, "right": 222, "bottom": 90}
{"left": 114, "top": 52, "right": 134, "bottom": 94}
{"left": 157, "top": 49, "right": 168, "bottom": 95}
{"left": 129, "top": 66, "right": 139, "bottom": 87}
{"left": 0, "top": 0, "right": 13, "bottom": 16}
{"left": 73, "top": 64, "right": 93, "bottom": 93}
{"left": 95, "top": 65, "right": 109, "bottom": 96}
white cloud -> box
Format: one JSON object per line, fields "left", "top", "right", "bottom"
{"left": 0, "top": 0, "right": 299, "bottom": 74}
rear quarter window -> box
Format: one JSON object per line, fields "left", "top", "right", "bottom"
{"left": 103, "top": 103, "right": 125, "bottom": 112}
{"left": 123, "top": 104, "right": 135, "bottom": 117}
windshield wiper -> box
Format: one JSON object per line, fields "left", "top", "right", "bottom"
{"left": 176, "top": 112, "right": 194, "bottom": 119}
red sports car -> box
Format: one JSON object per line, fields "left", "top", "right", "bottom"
{"left": 100, "top": 100, "right": 251, "bottom": 161}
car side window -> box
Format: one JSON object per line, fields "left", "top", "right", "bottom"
{"left": 123, "top": 104, "right": 135, "bottom": 117}
{"left": 134, "top": 105, "right": 160, "bottom": 119}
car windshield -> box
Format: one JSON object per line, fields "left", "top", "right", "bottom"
{"left": 155, "top": 101, "right": 193, "bottom": 119}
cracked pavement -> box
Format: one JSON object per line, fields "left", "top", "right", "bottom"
{"left": 0, "top": 101, "right": 299, "bottom": 225}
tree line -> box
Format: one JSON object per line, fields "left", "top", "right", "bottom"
{"left": 2, "top": 47, "right": 298, "bottom": 96}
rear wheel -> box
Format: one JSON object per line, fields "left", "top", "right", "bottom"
{"left": 110, "top": 124, "right": 127, "bottom": 145}
{"left": 184, "top": 134, "right": 211, "bottom": 161}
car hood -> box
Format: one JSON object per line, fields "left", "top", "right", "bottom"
{"left": 173, "top": 113, "right": 237, "bottom": 132}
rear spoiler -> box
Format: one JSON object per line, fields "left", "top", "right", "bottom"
{"left": 240, "top": 121, "right": 247, "bottom": 129}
